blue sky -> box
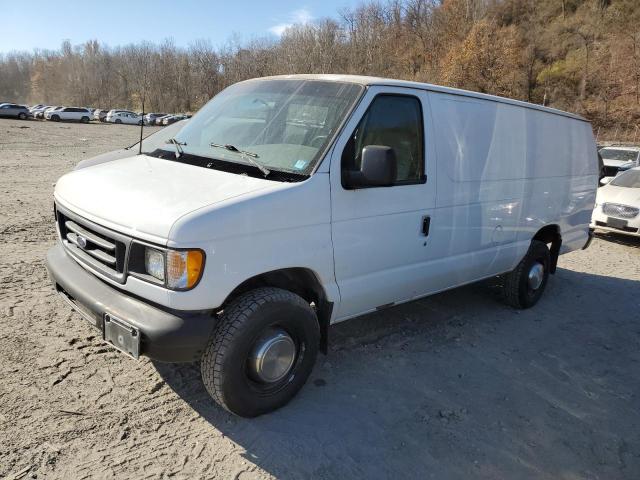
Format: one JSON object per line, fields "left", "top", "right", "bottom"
{"left": 0, "top": 0, "right": 360, "bottom": 54}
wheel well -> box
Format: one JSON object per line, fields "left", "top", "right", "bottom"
{"left": 533, "top": 225, "right": 562, "bottom": 273}
{"left": 223, "top": 268, "right": 333, "bottom": 354}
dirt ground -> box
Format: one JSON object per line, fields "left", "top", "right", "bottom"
{"left": 1, "top": 118, "right": 639, "bottom": 480}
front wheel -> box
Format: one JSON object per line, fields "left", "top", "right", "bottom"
{"left": 115, "top": 119, "right": 122, "bottom": 124}
{"left": 503, "top": 240, "right": 550, "bottom": 309}
{"left": 51, "top": 115, "right": 60, "bottom": 122}
{"left": 81, "top": 116, "right": 89, "bottom": 123}
{"left": 18, "top": 112, "right": 27, "bottom": 120}
{"left": 201, "top": 287, "right": 320, "bottom": 417}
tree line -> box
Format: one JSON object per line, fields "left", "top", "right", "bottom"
{"left": 1, "top": 0, "right": 639, "bottom": 139}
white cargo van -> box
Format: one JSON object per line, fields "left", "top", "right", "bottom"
{"left": 46, "top": 75, "right": 598, "bottom": 417}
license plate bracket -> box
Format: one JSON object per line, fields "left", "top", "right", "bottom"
{"left": 104, "top": 314, "right": 140, "bottom": 359}
{"left": 607, "top": 217, "right": 628, "bottom": 230}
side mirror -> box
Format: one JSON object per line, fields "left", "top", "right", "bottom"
{"left": 345, "top": 145, "right": 397, "bottom": 189}
{"left": 599, "top": 176, "right": 612, "bottom": 186}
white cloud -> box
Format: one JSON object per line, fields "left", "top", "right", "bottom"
{"left": 269, "top": 8, "right": 313, "bottom": 36}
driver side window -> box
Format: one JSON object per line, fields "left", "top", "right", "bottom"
{"left": 341, "top": 94, "right": 425, "bottom": 185}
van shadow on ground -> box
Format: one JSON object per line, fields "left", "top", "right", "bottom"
{"left": 155, "top": 268, "right": 640, "bottom": 480}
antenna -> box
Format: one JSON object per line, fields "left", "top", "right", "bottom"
{"left": 138, "top": 93, "right": 145, "bottom": 155}
{"left": 138, "top": 50, "right": 149, "bottom": 156}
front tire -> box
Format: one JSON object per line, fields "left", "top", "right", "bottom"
{"left": 51, "top": 114, "right": 60, "bottom": 122}
{"left": 81, "top": 116, "right": 89, "bottom": 123}
{"left": 503, "top": 240, "right": 550, "bottom": 309}
{"left": 18, "top": 112, "right": 27, "bottom": 120}
{"left": 201, "top": 287, "right": 320, "bottom": 417}
{"left": 115, "top": 119, "right": 122, "bottom": 124}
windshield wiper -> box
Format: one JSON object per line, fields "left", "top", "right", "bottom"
{"left": 166, "top": 138, "right": 186, "bottom": 158}
{"left": 210, "top": 143, "right": 270, "bottom": 176}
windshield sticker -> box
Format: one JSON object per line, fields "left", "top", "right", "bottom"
{"left": 294, "top": 159, "right": 307, "bottom": 170}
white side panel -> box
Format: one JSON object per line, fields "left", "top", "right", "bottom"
{"left": 429, "top": 91, "right": 597, "bottom": 275}
{"left": 428, "top": 94, "right": 529, "bottom": 282}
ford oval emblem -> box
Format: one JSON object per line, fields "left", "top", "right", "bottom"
{"left": 77, "top": 236, "right": 88, "bottom": 249}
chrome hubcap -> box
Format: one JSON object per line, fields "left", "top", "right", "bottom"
{"left": 528, "top": 262, "right": 545, "bottom": 290}
{"left": 248, "top": 328, "right": 296, "bottom": 383}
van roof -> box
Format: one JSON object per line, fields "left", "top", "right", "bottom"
{"left": 250, "top": 74, "right": 588, "bottom": 122}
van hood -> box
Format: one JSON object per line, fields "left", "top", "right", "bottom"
{"left": 54, "top": 154, "right": 279, "bottom": 243}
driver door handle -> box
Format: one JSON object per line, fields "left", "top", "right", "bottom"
{"left": 422, "top": 216, "right": 431, "bottom": 236}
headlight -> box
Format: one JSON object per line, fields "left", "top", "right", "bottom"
{"left": 144, "top": 247, "right": 165, "bottom": 281}
{"left": 143, "top": 246, "right": 204, "bottom": 290}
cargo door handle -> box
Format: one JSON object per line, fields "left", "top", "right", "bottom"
{"left": 421, "top": 216, "right": 431, "bottom": 236}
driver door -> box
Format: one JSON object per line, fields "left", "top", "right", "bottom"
{"left": 329, "top": 86, "right": 437, "bottom": 320}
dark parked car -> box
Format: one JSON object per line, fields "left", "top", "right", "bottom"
{"left": 163, "top": 114, "right": 192, "bottom": 125}
{"left": 0, "top": 103, "right": 31, "bottom": 120}
{"left": 144, "top": 112, "right": 168, "bottom": 125}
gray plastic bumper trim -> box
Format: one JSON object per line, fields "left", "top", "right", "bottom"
{"left": 45, "top": 243, "right": 215, "bottom": 362}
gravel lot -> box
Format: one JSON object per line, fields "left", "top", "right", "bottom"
{"left": 1, "top": 118, "right": 639, "bottom": 480}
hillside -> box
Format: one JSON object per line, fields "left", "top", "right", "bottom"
{"left": 1, "top": 0, "right": 638, "bottom": 141}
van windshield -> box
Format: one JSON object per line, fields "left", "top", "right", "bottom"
{"left": 163, "top": 79, "right": 363, "bottom": 175}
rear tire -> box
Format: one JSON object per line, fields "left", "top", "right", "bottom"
{"left": 503, "top": 240, "right": 550, "bottom": 309}
{"left": 201, "top": 287, "right": 320, "bottom": 417}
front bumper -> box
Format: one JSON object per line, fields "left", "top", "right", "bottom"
{"left": 591, "top": 208, "right": 640, "bottom": 238}
{"left": 46, "top": 243, "right": 215, "bottom": 362}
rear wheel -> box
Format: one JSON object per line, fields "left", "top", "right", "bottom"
{"left": 201, "top": 287, "right": 320, "bottom": 417}
{"left": 503, "top": 240, "right": 550, "bottom": 309}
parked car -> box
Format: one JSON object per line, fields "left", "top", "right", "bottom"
{"left": 163, "top": 114, "right": 191, "bottom": 125}
{"left": 45, "top": 107, "right": 92, "bottom": 123}
{"left": 152, "top": 114, "right": 173, "bottom": 125}
{"left": 0, "top": 103, "right": 31, "bottom": 119}
{"left": 93, "top": 109, "right": 109, "bottom": 122}
{"left": 144, "top": 112, "right": 167, "bottom": 125}
{"left": 106, "top": 111, "right": 143, "bottom": 125}
{"left": 599, "top": 146, "right": 640, "bottom": 181}
{"left": 46, "top": 75, "right": 598, "bottom": 417}
{"left": 31, "top": 105, "right": 52, "bottom": 119}
{"left": 107, "top": 109, "right": 136, "bottom": 116}
{"left": 40, "top": 106, "right": 63, "bottom": 119}
{"left": 592, "top": 167, "right": 640, "bottom": 237}
{"left": 29, "top": 104, "right": 45, "bottom": 112}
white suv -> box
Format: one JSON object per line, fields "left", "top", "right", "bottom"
{"left": 45, "top": 107, "right": 92, "bottom": 123}
{"left": 106, "top": 111, "right": 142, "bottom": 125}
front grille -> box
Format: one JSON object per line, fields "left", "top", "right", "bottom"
{"left": 56, "top": 205, "right": 131, "bottom": 283}
{"left": 602, "top": 203, "right": 639, "bottom": 219}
